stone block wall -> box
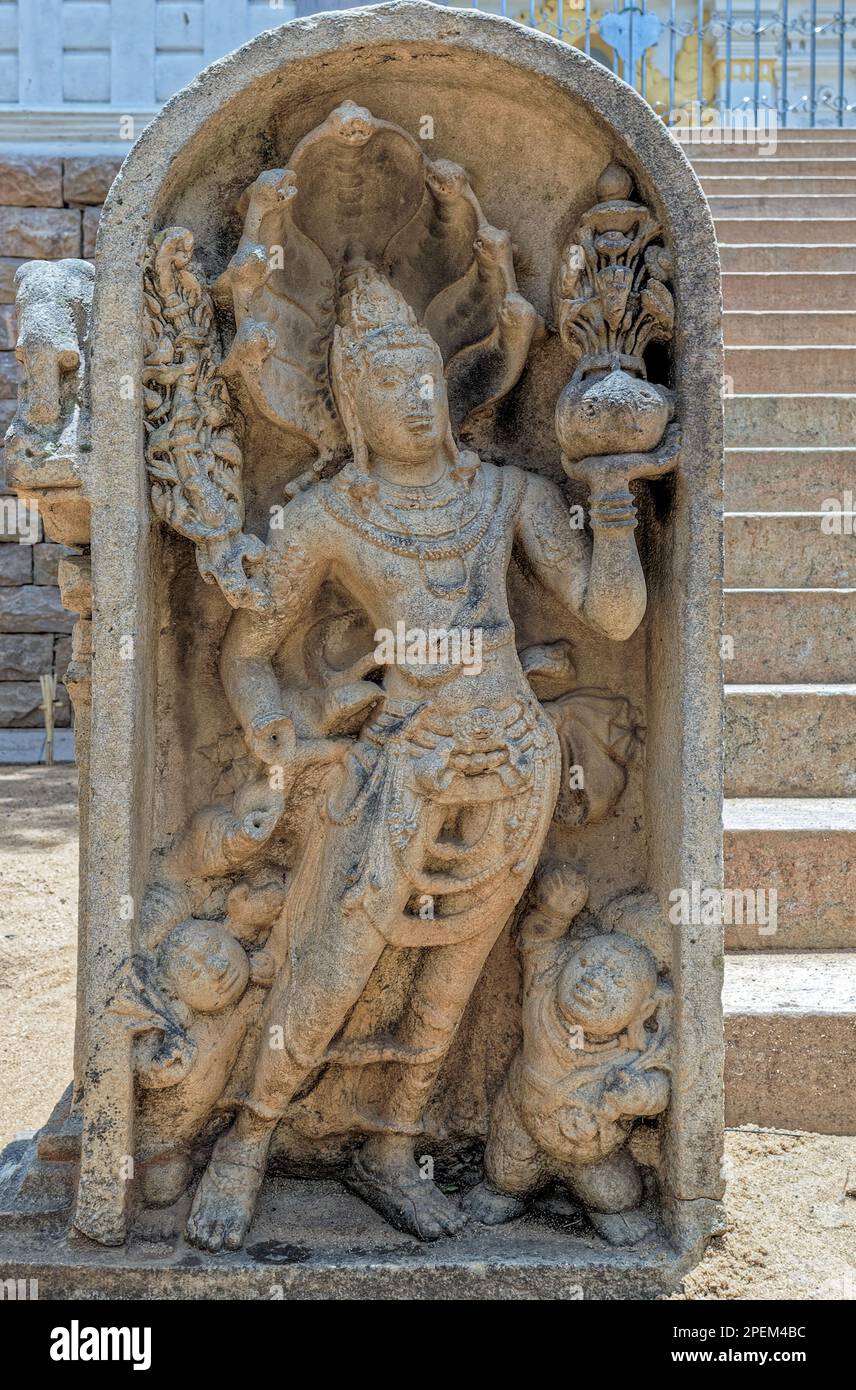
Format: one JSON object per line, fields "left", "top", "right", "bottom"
{"left": 0, "top": 154, "right": 119, "bottom": 730}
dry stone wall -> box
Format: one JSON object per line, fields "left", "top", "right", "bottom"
{"left": 0, "top": 154, "right": 119, "bottom": 729}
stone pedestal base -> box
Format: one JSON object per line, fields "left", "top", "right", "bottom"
{"left": 0, "top": 1127, "right": 708, "bottom": 1300}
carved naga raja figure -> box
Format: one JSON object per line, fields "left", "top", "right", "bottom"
{"left": 135, "top": 103, "right": 678, "bottom": 1252}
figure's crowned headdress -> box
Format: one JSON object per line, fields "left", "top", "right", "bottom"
{"left": 328, "top": 261, "right": 446, "bottom": 475}
{"left": 331, "top": 259, "right": 435, "bottom": 390}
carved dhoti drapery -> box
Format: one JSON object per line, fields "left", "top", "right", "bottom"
{"left": 240, "top": 693, "right": 560, "bottom": 1128}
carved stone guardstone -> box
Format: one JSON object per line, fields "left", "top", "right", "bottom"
{"left": 0, "top": 2, "right": 724, "bottom": 1300}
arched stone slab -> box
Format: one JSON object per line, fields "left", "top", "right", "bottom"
{"left": 1, "top": 2, "right": 723, "bottom": 1298}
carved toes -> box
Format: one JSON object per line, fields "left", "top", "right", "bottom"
{"left": 462, "top": 1181, "right": 527, "bottom": 1226}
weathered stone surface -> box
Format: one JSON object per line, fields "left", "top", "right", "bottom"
{"left": 724, "top": 591, "right": 856, "bottom": 683}
{"left": 0, "top": 679, "right": 70, "bottom": 726}
{"left": 82, "top": 206, "right": 101, "bottom": 258}
{"left": 720, "top": 243, "right": 856, "bottom": 273}
{"left": 722, "top": 272, "right": 856, "bottom": 312}
{"left": 54, "top": 634, "right": 72, "bottom": 679}
{"left": 725, "top": 799, "right": 856, "bottom": 952}
{"left": 57, "top": 554, "right": 90, "bottom": 613}
{"left": 725, "top": 393, "right": 856, "bottom": 448}
{"left": 0, "top": 302, "right": 16, "bottom": 349}
{"left": 34, "top": 495, "right": 90, "bottom": 546}
{"left": 712, "top": 193, "right": 856, "bottom": 217}
{"left": 725, "top": 309, "right": 856, "bottom": 346}
{"left": 702, "top": 174, "right": 856, "bottom": 197}
{"left": 0, "top": 584, "right": 74, "bottom": 633}
{"left": 33, "top": 541, "right": 73, "bottom": 586}
{"left": 726, "top": 344, "right": 856, "bottom": 394}
{"left": 0, "top": 257, "right": 25, "bottom": 303}
{"left": 724, "top": 954, "right": 856, "bottom": 1135}
{"left": 3, "top": 4, "right": 724, "bottom": 1288}
{"left": 0, "top": 542, "right": 31, "bottom": 584}
{"left": 725, "top": 447, "right": 856, "bottom": 511}
{"left": 0, "top": 632, "right": 53, "bottom": 681}
{"left": 716, "top": 216, "right": 856, "bottom": 243}
{"left": 4, "top": 258, "right": 93, "bottom": 547}
{"left": 63, "top": 157, "right": 122, "bottom": 206}
{"left": 0, "top": 156, "right": 62, "bottom": 208}
{"left": 693, "top": 136, "right": 856, "bottom": 161}
{"left": 725, "top": 514, "right": 856, "bottom": 587}
{"left": 725, "top": 686, "right": 856, "bottom": 796}
{"left": 0, "top": 207, "right": 81, "bottom": 259}
{"left": 0, "top": 1167, "right": 705, "bottom": 1298}
{"left": 0, "top": 349, "right": 21, "bottom": 397}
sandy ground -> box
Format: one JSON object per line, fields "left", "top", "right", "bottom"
{"left": 0, "top": 764, "right": 854, "bottom": 1300}
{"left": 0, "top": 765, "right": 78, "bottom": 1146}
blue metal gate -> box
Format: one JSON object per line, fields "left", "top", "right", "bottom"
{"left": 303, "top": 3, "right": 855, "bottom": 127}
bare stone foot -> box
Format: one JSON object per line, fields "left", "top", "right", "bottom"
{"left": 141, "top": 1152, "right": 191, "bottom": 1209}
{"left": 186, "top": 1130, "right": 267, "bottom": 1252}
{"left": 588, "top": 1206, "right": 653, "bottom": 1246}
{"left": 133, "top": 1204, "right": 182, "bottom": 1243}
{"left": 462, "top": 1181, "right": 528, "bottom": 1226}
{"left": 346, "top": 1152, "right": 469, "bottom": 1241}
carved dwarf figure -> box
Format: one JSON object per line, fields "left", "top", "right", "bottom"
{"left": 185, "top": 262, "right": 659, "bottom": 1251}
{"left": 465, "top": 863, "right": 672, "bottom": 1245}
{"left": 115, "top": 871, "right": 285, "bottom": 1214}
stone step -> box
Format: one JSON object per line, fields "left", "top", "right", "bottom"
{"left": 702, "top": 175, "right": 856, "bottom": 195}
{"left": 726, "top": 513, "right": 856, "bottom": 587}
{"left": 752, "top": 128, "right": 856, "bottom": 135}
{"left": 692, "top": 139, "right": 856, "bottom": 162}
{"left": 716, "top": 218, "right": 856, "bottom": 243}
{"left": 710, "top": 193, "right": 856, "bottom": 216}
{"left": 725, "top": 685, "right": 856, "bottom": 797}
{"left": 724, "top": 309, "right": 856, "bottom": 345}
{"left": 725, "top": 344, "right": 856, "bottom": 393}
{"left": 724, "top": 952, "right": 856, "bottom": 1134}
{"left": 722, "top": 273, "right": 856, "bottom": 310}
{"left": 724, "top": 800, "right": 856, "bottom": 952}
{"left": 725, "top": 448, "right": 856, "bottom": 511}
{"left": 725, "top": 394, "right": 856, "bottom": 447}
{"left": 719, "top": 244, "right": 856, "bottom": 272}
{"left": 723, "top": 591, "right": 856, "bottom": 683}
{"left": 692, "top": 131, "right": 856, "bottom": 148}
{"left": 694, "top": 159, "right": 856, "bottom": 177}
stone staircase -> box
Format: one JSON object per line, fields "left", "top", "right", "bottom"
{"left": 691, "top": 130, "right": 856, "bottom": 1136}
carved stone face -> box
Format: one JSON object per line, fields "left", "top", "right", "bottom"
{"left": 158, "top": 921, "right": 250, "bottom": 1014}
{"left": 352, "top": 341, "right": 449, "bottom": 464}
{"left": 556, "top": 933, "right": 655, "bottom": 1039}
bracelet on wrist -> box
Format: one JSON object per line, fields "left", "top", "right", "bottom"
{"left": 588, "top": 491, "right": 637, "bottom": 530}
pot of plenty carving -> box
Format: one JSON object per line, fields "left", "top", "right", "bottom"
{"left": 555, "top": 365, "right": 674, "bottom": 464}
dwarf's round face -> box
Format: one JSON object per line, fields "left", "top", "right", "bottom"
{"left": 353, "top": 340, "right": 449, "bottom": 463}
{"left": 158, "top": 921, "right": 250, "bottom": 1014}
{"left": 556, "top": 933, "right": 655, "bottom": 1039}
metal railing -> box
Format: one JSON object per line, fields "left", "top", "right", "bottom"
{"left": 447, "top": 2, "right": 856, "bottom": 126}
